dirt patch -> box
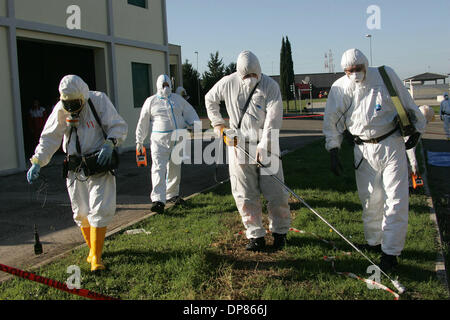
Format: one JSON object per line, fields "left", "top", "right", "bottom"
{"left": 210, "top": 209, "right": 298, "bottom": 299}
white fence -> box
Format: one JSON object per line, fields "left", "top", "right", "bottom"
{"left": 407, "top": 84, "right": 449, "bottom": 100}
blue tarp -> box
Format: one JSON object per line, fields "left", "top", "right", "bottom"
{"left": 427, "top": 151, "right": 450, "bottom": 167}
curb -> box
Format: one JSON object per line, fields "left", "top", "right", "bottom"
{"left": 419, "top": 140, "right": 450, "bottom": 295}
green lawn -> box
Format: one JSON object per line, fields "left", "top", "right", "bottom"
{"left": 0, "top": 139, "right": 448, "bottom": 300}
{"left": 430, "top": 105, "right": 441, "bottom": 117}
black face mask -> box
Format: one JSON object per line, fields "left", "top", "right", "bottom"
{"left": 62, "top": 99, "right": 84, "bottom": 113}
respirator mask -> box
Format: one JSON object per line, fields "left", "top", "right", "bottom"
{"left": 62, "top": 99, "right": 84, "bottom": 128}
{"left": 349, "top": 72, "right": 365, "bottom": 83}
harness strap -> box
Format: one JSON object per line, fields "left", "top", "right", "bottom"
{"left": 354, "top": 126, "right": 399, "bottom": 145}
{"left": 237, "top": 81, "right": 260, "bottom": 129}
{"left": 378, "top": 66, "right": 411, "bottom": 128}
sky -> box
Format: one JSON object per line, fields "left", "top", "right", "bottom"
{"left": 166, "top": 0, "right": 450, "bottom": 81}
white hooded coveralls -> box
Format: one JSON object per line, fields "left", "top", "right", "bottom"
{"left": 135, "top": 75, "right": 200, "bottom": 203}
{"left": 32, "top": 75, "right": 128, "bottom": 228}
{"left": 440, "top": 96, "right": 450, "bottom": 139}
{"left": 323, "top": 49, "right": 426, "bottom": 256}
{"left": 205, "top": 51, "right": 291, "bottom": 239}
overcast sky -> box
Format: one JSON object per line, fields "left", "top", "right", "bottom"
{"left": 166, "top": 0, "right": 450, "bottom": 80}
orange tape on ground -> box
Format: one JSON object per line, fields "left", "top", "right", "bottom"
{"left": 0, "top": 263, "right": 118, "bottom": 300}
{"left": 283, "top": 114, "right": 324, "bottom": 119}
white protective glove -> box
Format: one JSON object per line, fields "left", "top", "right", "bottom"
{"left": 256, "top": 147, "right": 271, "bottom": 167}
{"left": 136, "top": 143, "right": 144, "bottom": 154}
{"left": 214, "top": 124, "right": 225, "bottom": 138}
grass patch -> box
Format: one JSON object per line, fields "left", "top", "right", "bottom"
{"left": 0, "top": 139, "right": 448, "bottom": 300}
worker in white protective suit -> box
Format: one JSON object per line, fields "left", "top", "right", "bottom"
{"left": 323, "top": 48, "right": 427, "bottom": 272}
{"left": 205, "top": 50, "right": 291, "bottom": 251}
{"left": 136, "top": 74, "right": 200, "bottom": 214}
{"left": 406, "top": 105, "right": 435, "bottom": 187}
{"left": 175, "top": 86, "right": 190, "bottom": 101}
{"left": 26, "top": 75, "right": 128, "bottom": 272}
{"left": 440, "top": 92, "right": 450, "bottom": 140}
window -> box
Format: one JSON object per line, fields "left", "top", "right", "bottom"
{"left": 128, "top": 0, "right": 147, "bottom": 8}
{"left": 132, "top": 62, "right": 152, "bottom": 108}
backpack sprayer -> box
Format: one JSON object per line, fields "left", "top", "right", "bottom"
{"left": 222, "top": 129, "right": 406, "bottom": 295}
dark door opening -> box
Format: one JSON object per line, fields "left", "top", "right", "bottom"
{"left": 17, "top": 39, "right": 97, "bottom": 158}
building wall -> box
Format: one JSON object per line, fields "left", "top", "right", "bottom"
{"left": 113, "top": 0, "right": 164, "bottom": 45}
{"left": 114, "top": 44, "right": 166, "bottom": 148}
{"left": 0, "top": 0, "right": 174, "bottom": 174}
{"left": 407, "top": 84, "right": 449, "bottom": 100}
{"left": 15, "top": 0, "right": 109, "bottom": 35}
{"left": 0, "top": 27, "right": 19, "bottom": 171}
{"left": 0, "top": 0, "right": 7, "bottom": 17}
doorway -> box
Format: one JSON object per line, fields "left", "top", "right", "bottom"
{"left": 17, "top": 39, "right": 97, "bottom": 158}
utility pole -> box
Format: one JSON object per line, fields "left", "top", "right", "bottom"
{"left": 195, "top": 51, "right": 200, "bottom": 107}
{"left": 365, "top": 34, "right": 373, "bottom": 66}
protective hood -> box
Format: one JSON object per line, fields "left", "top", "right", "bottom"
{"left": 175, "top": 86, "right": 186, "bottom": 96}
{"left": 156, "top": 74, "right": 172, "bottom": 97}
{"left": 237, "top": 50, "right": 262, "bottom": 81}
{"left": 175, "top": 86, "right": 189, "bottom": 100}
{"left": 340, "top": 48, "right": 369, "bottom": 71}
{"left": 59, "top": 75, "right": 90, "bottom": 102}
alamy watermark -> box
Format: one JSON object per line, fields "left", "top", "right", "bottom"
{"left": 66, "top": 5, "right": 81, "bottom": 30}
{"left": 66, "top": 265, "right": 81, "bottom": 290}
{"left": 366, "top": 5, "right": 381, "bottom": 30}
{"left": 160, "top": 122, "right": 281, "bottom": 175}
{"left": 366, "top": 265, "right": 381, "bottom": 289}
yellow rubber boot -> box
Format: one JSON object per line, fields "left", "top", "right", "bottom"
{"left": 90, "top": 226, "right": 107, "bottom": 271}
{"left": 80, "top": 227, "right": 94, "bottom": 263}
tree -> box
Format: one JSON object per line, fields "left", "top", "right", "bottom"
{"left": 280, "top": 36, "right": 295, "bottom": 111}
{"left": 280, "top": 37, "right": 288, "bottom": 103}
{"left": 182, "top": 59, "right": 201, "bottom": 109}
{"left": 224, "top": 62, "right": 237, "bottom": 75}
{"left": 285, "top": 36, "right": 295, "bottom": 101}
{"left": 202, "top": 51, "right": 225, "bottom": 97}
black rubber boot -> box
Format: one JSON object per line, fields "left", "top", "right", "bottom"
{"left": 151, "top": 201, "right": 165, "bottom": 214}
{"left": 272, "top": 233, "right": 287, "bottom": 250}
{"left": 380, "top": 252, "right": 398, "bottom": 272}
{"left": 360, "top": 243, "right": 382, "bottom": 253}
{"left": 245, "top": 237, "right": 266, "bottom": 251}
{"left": 167, "top": 196, "right": 185, "bottom": 206}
